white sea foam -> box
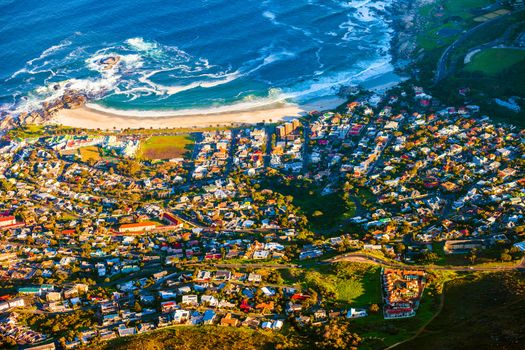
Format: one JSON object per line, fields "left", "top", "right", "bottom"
{"left": 278, "top": 57, "right": 396, "bottom": 103}
{"left": 355, "top": 7, "right": 375, "bottom": 22}
{"left": 26, "top": 39, "right": 73, "bottom": 66}
{"left": 5, "top": 0, "right": 400, "bottom": 118}
{"left": 137, "top": 70, "right": 242, "bottom": 96}
{"left": 129, "top": 46, "right": 296, "bottom": 97}
{"left": 261, "top": 9, "right": 319, "bottom": 43}
{"left": 125, "top": 37, "right": 158, "bottom": 52}
{"left": 262, "top": 11, "right": 276, "bottom": 22}
{"left": 246, "top": 49, "right": 296, "bottom": 74}
{"left": 85, "top": 54, "right": 401, "bottom": 119}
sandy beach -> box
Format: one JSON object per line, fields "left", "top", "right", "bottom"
{"left": 48, "top": 69, "right": 406, "bottom": 130}
{"left": 50, "top": 97, "right": 346, "bottom": 130}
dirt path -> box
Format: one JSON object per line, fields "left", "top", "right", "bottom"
{"left": 329, "top": 253, "right": 525, "bottom": 272}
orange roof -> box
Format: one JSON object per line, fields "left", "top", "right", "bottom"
{"left": 119, "top": 221, "right": 157, "bottom": 229}
{"left": 256, "top": 301, "right": 274, "bottom": 310}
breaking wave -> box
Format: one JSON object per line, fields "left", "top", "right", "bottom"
{"left": 1, "top": 0, "right": 400, "bottom": 117}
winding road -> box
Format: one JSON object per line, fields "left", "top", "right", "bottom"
{"left": 435, "top": 8, "right": 524, "bottom": 82}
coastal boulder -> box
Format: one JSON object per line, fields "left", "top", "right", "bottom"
{"left": 0, "top": 114, "right": 15, "bottom": 130}
{"left": 99, "top": 55, "right": 121, "bottom": 70}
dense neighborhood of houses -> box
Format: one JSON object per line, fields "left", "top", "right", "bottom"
{"left": 0, "top": 83, "right": 524, "bottom": 349}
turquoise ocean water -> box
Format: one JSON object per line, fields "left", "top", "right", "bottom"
{"left": 0, "top": 0, "right": 396, "bottom": 115}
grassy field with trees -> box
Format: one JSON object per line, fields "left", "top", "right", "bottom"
{"left": 300, "top": 263, "right": 382, "bottom": 308}
{"left": 413, "top": 1, "right": 525, "bottom": 127}
{"left": 261, "top": 176, "right": 356, "bottom": 231}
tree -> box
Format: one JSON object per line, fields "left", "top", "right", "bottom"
{"left": 468, "top": 248, "right": 477, "bottom": 264}
{"left": 420, "top": 251, "right": 439, "bottom": 264}
{"left": 314, "top": 321, "right": 362, "bottom": 350}
{"left": 0, "top": 179, "right": 13, "bottom": 192}
{"left": 0, "top": 334, "right": 17, "bottom": 348}
{"left": 369, "top": 304, "right": 380, "bottom": 313}
{"left": 500, "top": 252, "right": 512, "bottom": 262}
{"left": 394, "top": 243, "right": 406, "bottom": 255}
{"left": 134, "top": 301, "right": 142, "bottom": 312}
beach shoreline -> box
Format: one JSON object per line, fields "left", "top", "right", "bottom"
{"left": 45, "top": 0, "right": 416, "bottom": 132}
{"left": 49, "top": 96, "right": 346, "bottom": 130}
{"left": 49, "top": 67, "right": 407, "bottom": 130}
{"left": 46, "top": 67, "right": 406, "bottom": 131}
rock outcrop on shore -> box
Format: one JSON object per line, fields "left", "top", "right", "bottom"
{"left": 389, "top": 0, "right": 429, "bottom": 68}
{"left": 0, "top": 91, "right": 88, "bottom": 131}
{"left": 0, "top": 55, "right": 121, "bottom": 131}
{"left": 99, "top": 55, "right": 120, "bottom": 70}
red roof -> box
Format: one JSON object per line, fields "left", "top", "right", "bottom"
{"left": 0, "top": 216, "right": 15, "bottom": 222}
{"left": 291, "top": 293, "right": 309, "bottom": 301}
{"left": 162, "top": 212, "right": 180, "bottom": 225}
{"left": 240, "top": 299, "right": 252, "bottom": 311}
{"left": 385, "top": 308, "right": 413, "bottom": 315}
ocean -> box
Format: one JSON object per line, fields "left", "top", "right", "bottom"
{"left": 0, "top": 0, "right": 397, "bottom": 116}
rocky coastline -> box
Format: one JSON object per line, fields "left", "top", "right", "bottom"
{"left": 0, "top": 55, "right": 124, "bottom": 131}
{"left": 388, "top": 0, "right": 430, "bottom": 73}
{"left": 0, "top": 92, "right": 87, "bottom": 130}
{"left": 337, "top": 0, "right": 424, "bottom": 99}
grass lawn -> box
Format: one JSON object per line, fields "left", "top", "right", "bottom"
{"left": 465, "top": 48, "right": 525, "bottom": 75}
{"left": 303, "top": 263, "right": 382, "bottom": 307}
{"left": 78, "top": 146, "right": 101, "bottom": 162}
{"left": 7, "top": 124, "right": 45, "bottom": 139}
{"left": 334, "top": 278, "right": 364, "bottom": 302}
{"left": 139, "top": 134, "right": 194, "bottom": 160}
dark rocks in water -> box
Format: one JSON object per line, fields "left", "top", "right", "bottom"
{"left": 0, "top": 90, "right": 89, "bottom": 131}
{"left": 64, "top": 93, "right": 87, "bottom": 109}
{"left": 99, "top": 55, "right": 121, "bottom": 70}
{"left": 0, "top": 114, "right": 15, "bottom": 129}
{"left": 57, "top": 91, "right": 87, "bottom": 110}
{"left": 62, "top": 94, "right": 74, "bottom": 103}
{"left": 337, "top": 85, "right": 361, "bottom": 98}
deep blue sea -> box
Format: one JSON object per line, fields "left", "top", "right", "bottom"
{"left": 0, "top": 0, "right": 395, "bottom": 115}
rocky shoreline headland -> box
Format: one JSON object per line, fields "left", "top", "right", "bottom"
{"left": 389, "top": 0, "right": 431, "bottom": 71}
{"left": 0, "top": 55, "right": 122, "bottom": 131}
{"left": 0, "top": 91, "right": 88, "bottom": 130}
